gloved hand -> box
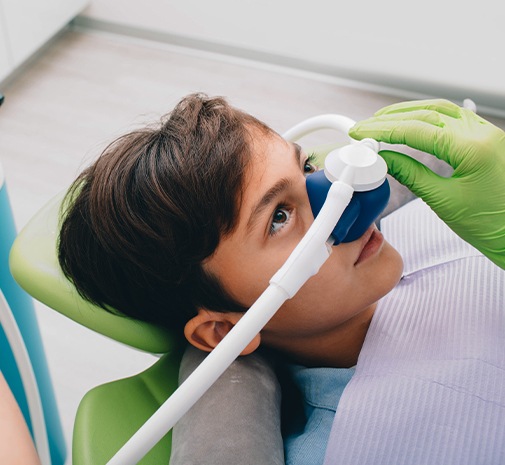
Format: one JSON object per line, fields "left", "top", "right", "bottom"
{"left": 349, "top": 98, "right": 505, "bottom": 269}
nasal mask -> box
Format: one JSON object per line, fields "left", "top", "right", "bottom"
{"left": 107, "top": 115, "right": 390, "bottom": 465}
{"left": 296, "top": 115, "right": 390, "bottom": 245}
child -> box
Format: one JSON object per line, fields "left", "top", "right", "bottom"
{"left": 58, "top": 93, "right": 402, "bottom": 369}
{"left": 58, "top": 94, "right": 505, "bottom": 465}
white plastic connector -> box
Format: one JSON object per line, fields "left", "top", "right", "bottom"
{"left": 324, "top": 141, "right": 387, "bottom": 192}
{"left": 282, "top": 114, "right": 385, "bottom": 192}
{"left": 463, "top": 98, "right": 477, "bottom": 113}
{"left": 359, "top": 137, "right": 381, "bottom": 153}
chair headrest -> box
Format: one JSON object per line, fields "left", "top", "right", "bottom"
{"left": 10, "top": 191, "right": 177, "bottom": 354}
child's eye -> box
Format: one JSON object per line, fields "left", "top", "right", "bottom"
{"left": 304, "top": 154, "right": 318, "bottom": 176}
{"left": 270, "top": 207, "right": 292, "bottom": 235}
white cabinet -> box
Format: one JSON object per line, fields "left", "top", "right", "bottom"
{"left": 0, "top": 31, "right": 11, "bottom": 82}
{"left": 0, "top": 0, "right": 88, "bottom": 78}
{"left": 0, "top": 11, "right": 12, "bottom": 82}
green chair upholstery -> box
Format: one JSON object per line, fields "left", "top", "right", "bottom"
{"left": 73, "top": 350, "right": 182, "bottom": 464}
{"left": 9, "top": 191, "right": 182, "bottom": 464}
{"left": 9, "top": 191, "right": 176, "bottom": 353}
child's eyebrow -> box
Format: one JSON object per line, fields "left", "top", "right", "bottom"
{"left": 246, "top": 143, "right": 302, "bottom": 233}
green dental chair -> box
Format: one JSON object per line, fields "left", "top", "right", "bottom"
{"left": 9, "top": 191, "right": 184, "bottom": 465}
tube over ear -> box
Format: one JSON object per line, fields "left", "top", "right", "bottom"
{"left": 184, "top": 310, "right": 261, "bottom": 355}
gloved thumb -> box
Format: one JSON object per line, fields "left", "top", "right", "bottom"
{"left": 379, "top": 150, "right": 444, "bottom": 201}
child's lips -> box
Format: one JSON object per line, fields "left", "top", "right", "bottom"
{"left": 354, "top": 225, "right": 384, "bottom": 265}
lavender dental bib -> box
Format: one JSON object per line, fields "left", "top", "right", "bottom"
{"left": 324, "top": 199, "right": 505, "bottom": 465}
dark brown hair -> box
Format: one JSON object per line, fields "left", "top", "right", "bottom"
{"left": 58, "top": 94, "right": 272, "bottom": 331}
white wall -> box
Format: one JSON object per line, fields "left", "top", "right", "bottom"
{"left": 79, "top": 0, "right": 505, "bottom": 116}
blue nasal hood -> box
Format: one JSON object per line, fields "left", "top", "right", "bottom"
{"left": 306, "top": 170, "right": 390, "bottom": 244}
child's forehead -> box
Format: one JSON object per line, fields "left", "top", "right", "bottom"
{"left": 246, "top": 128, "right": 294, "bottom": 161}
{"left": 239, "top": 135, "right": 303, "bottom": 213}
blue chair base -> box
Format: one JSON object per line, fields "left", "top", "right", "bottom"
{"left": 0, "top": 179, "right": 66, "bottom": 465}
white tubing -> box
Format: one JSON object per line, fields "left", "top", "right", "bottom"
{"left": 106, "top": 284, "right": 290, "bottom": 465}
{"left": 0, "top": 290, "right": 51, "bottom": 465}
{"left": 106, "top": 179, "right": 356, "bottom": 465}
{"left": 282, "top": 114, "right": 356, "bottom": 142}
{"left": 270, "top": 180, "right": 354, "bottom": 297}
{"left": 107, "top": 114, "right": 367, "bottom": 465}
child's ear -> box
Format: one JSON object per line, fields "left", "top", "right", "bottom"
{"left": 184, "top": 309, "right": 260, "bottom": 355}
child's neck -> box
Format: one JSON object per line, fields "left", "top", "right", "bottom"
{"left": 270, "top": 304, "right": 376, "bottom": 369}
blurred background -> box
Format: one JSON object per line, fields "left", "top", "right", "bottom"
{"left": 0, "top": 0, "right": 504, "bottom": 461}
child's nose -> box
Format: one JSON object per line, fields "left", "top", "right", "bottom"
{"left": 306, "top": 170, "right": 390, "bottom": 244}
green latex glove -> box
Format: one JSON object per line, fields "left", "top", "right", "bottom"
{"left": 349, "top": 99, "right": 505, "bottom": 269}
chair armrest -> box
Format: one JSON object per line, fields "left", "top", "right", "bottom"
{"left": 73, "top": 350, "right": 182, "bottom": 465}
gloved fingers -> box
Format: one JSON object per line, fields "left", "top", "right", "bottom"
{"left": 350, "top": 113, "right": 468, "bottom": 168}
{"left": 351, "top": 116, "right": 447, "bottom": 154}
{"left": 373, "top": 98, "right": 462, "bottom": 119}
{"left": 379, "top": 150, "right": 445, "bottom": 201}
{"left": 350, "top": 109, "right": 445, "bottom": 135}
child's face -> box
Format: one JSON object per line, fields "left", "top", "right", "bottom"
{"left": 204, "top": 128, "right": 403, "bottom": 365}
